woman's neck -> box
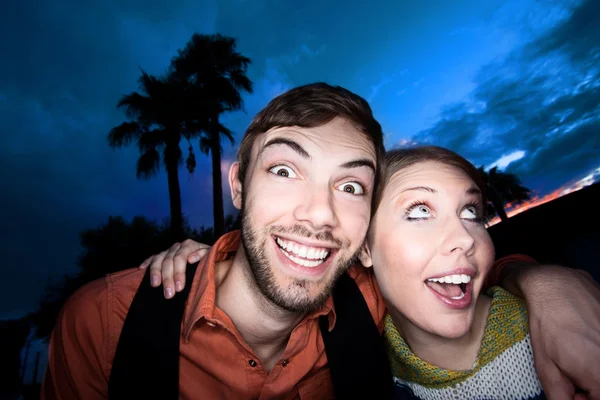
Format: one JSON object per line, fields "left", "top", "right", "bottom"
{"left": 390, "top": 295, "right": 492, "bottom": 371}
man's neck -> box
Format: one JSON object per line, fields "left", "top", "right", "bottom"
{"left": 389, "top": 295, "right": 492, "bottom": 371}
{"left": 214, "top": 248, "right": 306, "bottom": 372}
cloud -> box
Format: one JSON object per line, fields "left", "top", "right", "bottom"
{"left": 367, "top": 76, "right": 393, "bottom": 102}
{"left": 487, "top": 150, "right": 526, "bottom": 170}
{"left": 411, "top": 0, "right": 600, "bottom": 194}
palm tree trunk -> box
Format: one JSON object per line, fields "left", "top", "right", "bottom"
{"left": 211, "top": 117, "right": 225, "bottom": 238}
{"left": 165, "top": 147, "right": 184, "bottom": 240}
{"left": 491, "top": 197, "right": 509, "bottom": 222}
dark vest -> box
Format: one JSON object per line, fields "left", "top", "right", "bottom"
{"left": 108, "top": 262, "right": 401, "bottom": 399}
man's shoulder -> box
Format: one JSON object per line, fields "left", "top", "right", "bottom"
{"left": 347, "top": 264, "right": 377, "bottom": 291}
{"left": 55, "top": 268, "right": 148, "bottom": 365}
{"left": 58, "top": 267, "right": 147, "bottom": 347}
{"left": 65, "top": 268, "right": 145, "bottom": 312}
{"left": 345, "top": 264, "right": 386, "bottom": 327}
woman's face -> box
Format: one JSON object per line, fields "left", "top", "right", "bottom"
{"left": 362, "top": 161, "right": 495, "bottom": 339}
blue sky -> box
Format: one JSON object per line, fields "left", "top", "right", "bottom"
{"left": 1, "top": 0, "right": 599, "bottom": 318}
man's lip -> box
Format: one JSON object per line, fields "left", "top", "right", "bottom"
{"left": 425, "top": 267, "right": 476, "bottom": 280}
{"left": 272, "top": 237, "right": 333, "bottom": 278}
{"left": 272, "top": 234, "right": 338, "bottom": 250}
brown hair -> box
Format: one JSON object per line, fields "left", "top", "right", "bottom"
{"left": 237, "top": 82, "right": 386, "bottom": 212}
{"left": 373, "top": 146, "right": 487, "bottom": 214}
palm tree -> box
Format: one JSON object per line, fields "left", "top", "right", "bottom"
{"left": 108, "top": 71, "right": 201, "bottom": 239}
{"left": 478, "top": 166, "right": 531, "bottom": 222}
{"left": 170, "top": 33, "right": 253, "bottom": 237}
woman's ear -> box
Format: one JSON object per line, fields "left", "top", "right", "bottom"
{"left": 358, "top": 242, "right": 374, "bottom": 268}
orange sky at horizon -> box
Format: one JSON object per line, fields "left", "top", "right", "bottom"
{"left": 487, "top": 167, "right": 600, "bottom": 226}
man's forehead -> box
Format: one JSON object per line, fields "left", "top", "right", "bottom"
{"left": 251, "top": 119, "right": 377, "bottom": 160}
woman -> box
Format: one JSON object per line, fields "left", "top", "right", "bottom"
{"left": 359, "top": 146, "right": 544, "bottom": 399}
{"left": 149, "top": 146, "right": 545, "bottom": 399}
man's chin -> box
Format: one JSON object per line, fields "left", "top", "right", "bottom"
{"left": 263, "top": 279, "right": 332, "bottom": 313}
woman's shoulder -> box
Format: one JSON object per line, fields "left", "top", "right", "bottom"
{"left": 478, "top": 286, "right": 530, "bottom": 366}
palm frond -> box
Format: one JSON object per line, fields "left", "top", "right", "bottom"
{"left": 108, "top": 122, "right": 145, "bottom": 148}
{"left": 186, "top": 144, "right": 196, "bottom": 174}
{"left": 199, "top": 136, "right": 211, "bottom": 154}
{"left": 117, "top": 92, "right": 152, "bottom": 120}
{"left": 218, "top": 123, "right": 235, "bottom": 146}
{"left": 136, "top": 148, "right": 161, "bottom": 180}
{"left": 137, "top": 128, "right": 166, "bottom": 152}
{"left": 162, "top": 143, "right": 183, "bottom": 168}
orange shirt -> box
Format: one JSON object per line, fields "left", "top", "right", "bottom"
{"left": 42, "top": 231, "right": 532, "bottom": 400}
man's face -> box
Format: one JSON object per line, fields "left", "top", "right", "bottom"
{"left": 231, "top": 117, "right": 376, "bottom": 313}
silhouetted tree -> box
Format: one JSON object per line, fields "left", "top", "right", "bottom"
{"left": 171, "top": 33, "right": 253, "bottom": 237}
{"left": 479, "top": 166, "right": 531, "bottom": 221}
{"left": 30, "top": 215, "right": 238, "bottom": 340}
{"left": 108, "top": 72, "right": 202, "bottom": 240}
{"left": 0, "top": 318, "right": 30, "bottom": 397}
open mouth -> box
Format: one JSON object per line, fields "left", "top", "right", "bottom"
{"left": 275, "top": 236, "right": 332, "bottom": 268}
{"left": 426, "top": 274, "right": 471, "bottom": 300}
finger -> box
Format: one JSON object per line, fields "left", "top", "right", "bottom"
{"left": 148, "top": 250, "right": 168, "bottom": 287}
{"left": 161, "top": 243, "right": 181, "bottom": 299}
{"left": 172, "top": 249, "right": 190, "bottom": 292}
{"left": 172, "top": 258, "right": 187, "bottom": 292}
{"left": 536, "top": 358, "right": 575, "bottom": 400}
{"left": 178, "top": 239, "right": 210, "bottom": 263}
{"left": 529, "top": 321, "right": 574, "bottom": 400}
{"left": 188, "top": 246, "right": 211, "bottom": 264}
{"left": 172, "top": 243, "right": 211, "bottom": 292}
{"left": 573, "top": 393, "right": 590, "bottom": 400}
{"left": 139, "top": 256, "right": 153, "bottom": 270}
{"left": 568, "top": 365, "right": 600, "bottom": 400}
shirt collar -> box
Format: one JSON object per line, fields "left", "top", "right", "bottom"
{"left": 182, "top": 230, "right": 337, "bottom": 341}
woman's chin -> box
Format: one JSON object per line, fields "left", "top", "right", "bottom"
{"left": 424, "top": 314, "right": 474, "bottom": 339}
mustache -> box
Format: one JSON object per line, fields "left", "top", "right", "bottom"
{"left": 269, "top": 225, "right": 346, "bottom": 248}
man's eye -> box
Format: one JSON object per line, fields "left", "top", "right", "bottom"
{"left": 336, "top": 182, "right": 364, "bottom": 195}
{"left": 269, "top": 165, "right": 297, "bottom": 178}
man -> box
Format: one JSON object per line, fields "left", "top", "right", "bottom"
{"left": 43, "top": 83, "right": 600, "bottom": 399}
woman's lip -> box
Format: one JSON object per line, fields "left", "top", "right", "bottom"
{"left": 426, "top": 280, "right": 474, "bottom": 310}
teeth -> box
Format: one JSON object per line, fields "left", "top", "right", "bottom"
{"left": 427, "top": 274, "right": 471, "bottom": 284}
{"left": 451, "top": 292, "right": 466, "bottom": 300}
{"left": 281, "top": 250, "right": 325, "bottom": 267}
{"left": 276, "top": 237, "right": 330, "bottom": 261}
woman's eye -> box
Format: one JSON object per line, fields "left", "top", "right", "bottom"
{"left": 336, "top": 182, "right": 364, "bottom": 195}
{"left": 460, "top": 205, "right": 478, "bottom": 219}
{"left": 407, "top": 204, "right": 431, "bottom": 219}
{"left": 460, "top": 206, "right": 479, "bottom": 219}
{"left": 269, "top": 165, "right": 297, "bottom": 178}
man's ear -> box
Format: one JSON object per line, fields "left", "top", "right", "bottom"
{"left": 229, "top": 162, "right": 243, "bottom": 210}
{"left": 358, "top": 241, "right": 374, "bottom": 268}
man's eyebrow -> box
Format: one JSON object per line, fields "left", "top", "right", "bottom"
{"left": 260, "top": 138, "right": 310, "bottom": 159}
{"left": 339, "top": 159, "right": 376, "bottom": 173}
{"left": 401, "top": 186, "right": 437, "bottom": 193}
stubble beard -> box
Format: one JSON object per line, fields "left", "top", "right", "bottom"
{"left": 239, "top": 203, "right": 362, "bottom": 313}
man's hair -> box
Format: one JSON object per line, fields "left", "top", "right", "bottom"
{"left": 237, "top": 82, "right": 386, "bottom": 213}
{"left": 373, "top": 146, "right": 487, "bottom": 214}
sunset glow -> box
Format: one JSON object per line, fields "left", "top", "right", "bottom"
{"left": 488, "top": 166, "right": 600, "bottom": 226}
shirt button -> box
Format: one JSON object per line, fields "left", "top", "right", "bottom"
{"left": 248, "top": 359, "right": 257, "bottom": 367}
{"left": 282, "top": 360, "right": 289, "bottom": 367}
